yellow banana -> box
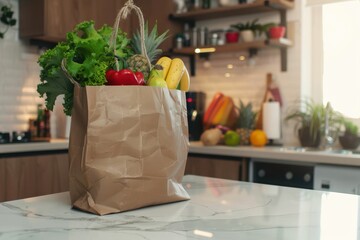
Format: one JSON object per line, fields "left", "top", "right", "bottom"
{"left": 156, "top": 56, "right": 172, "bottom": 79}
{"left": 179, "top": 66, "right": 190, "bottom": 91}
{"left": 166, "top": 58, "right": 185, "bottom": 89}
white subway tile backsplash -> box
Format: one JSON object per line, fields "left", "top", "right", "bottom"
{"left": 0, "top": 1, "right": 42, "bottom": 132}
{"left": 184, "top": 23, "right": 302, "bottom": 145}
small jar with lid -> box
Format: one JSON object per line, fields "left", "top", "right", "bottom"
{"left": 210, "top": 33, "right": 218, "bottom": 46}
{"left": 174, "top": 33, "right": 184, "bottom": 49}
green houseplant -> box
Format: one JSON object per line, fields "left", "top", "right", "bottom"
{"left": 0, "top": 4, "right": 16, "bottom": 38}
{"left": 339, "top": 120, "right": 360, "bottom": 150}
{"left": 231, "top": 19, "right": 262, "bottom": 42}
{"left": 285, "top": 99, "right": 343, "bottom": 148}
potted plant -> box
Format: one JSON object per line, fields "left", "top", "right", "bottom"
{"left": 231, "top": 19, "right": 262, "bottom": 42}
{"left": 339, "top": 120, "right": 360, "bottom": 150}
{"left": 257, "top": 22, "right": 275, "bottom": 38}
{"left": 0, "top": 4, "right": 17, "bottom": 38}
{"left": 285, "top": 99, "right": 342, "bottom": 148}
{"left": 268, "top": 24, "right": 286, "bottom": 39}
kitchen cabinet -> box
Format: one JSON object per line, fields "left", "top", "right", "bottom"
{"left": 19, "top": 0, "right": 180, "bottom": 53}
{"left": 0, "top": 150, "right": 69, "bottom": 202}
{"left": 185, "top": 153, "right": 248, "bottom": 181}
{"left": 19, "top": 0, "right": 130, "bottom": 42}
{"left": 314, "top": 164, "right": 360, "bottom": 195}
{"left": 169, "top": 0, "right": 294, "bottom": 75}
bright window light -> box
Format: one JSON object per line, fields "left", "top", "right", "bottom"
{"left": 322, "top": 1, "right": 360, "bottom": 118}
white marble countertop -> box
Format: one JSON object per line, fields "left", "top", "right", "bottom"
{"left": 0, "top": 175, "right": 358, "bottom": 240}
{"left": 190, "top": 141, "right": 360, "bottom": 167}
{"left": 0, "top": 139, "right": 68, "bottom": 154}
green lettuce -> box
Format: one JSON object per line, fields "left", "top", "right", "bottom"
{"left": 37, "top": 21, "right": 133, "bottom": 116}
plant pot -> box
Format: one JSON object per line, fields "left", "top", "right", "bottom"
{"left": 240, "top": 30, "right": 254, "bottom": 42}
{"left": 225, "top": 31, "right": 239, "bottom": 43}
{"left": 268, "top": 26, "right": 286, "bottom": 39}
{"left": 298, "top": 127, "right": 321, "bottom": 148}
{"left": 339, "top": 134, "right": 360, "bottom": 150}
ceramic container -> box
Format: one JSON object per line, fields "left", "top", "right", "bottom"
{"left": 225, "top": 31, "right": 239, "bottom": 43}
{"left": 240, "top": 30, "right": 254, "bottom": 42}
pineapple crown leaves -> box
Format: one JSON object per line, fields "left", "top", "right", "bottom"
{"left": 237, "top": 101, "right": 258, "bottom": 129}
{"left": 131, "top": 21, "right": 169, "bottom": 63}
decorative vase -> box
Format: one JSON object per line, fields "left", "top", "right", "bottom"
{"left": 298, "top": 127, "right": 321, "bottom": 148}
{"left": 240, "top": 30, "right": 254, "bottom": 42}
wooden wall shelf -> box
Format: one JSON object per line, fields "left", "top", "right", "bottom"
{"left": 169, "top": 38, "right": 292, "bottom": 76}
{"left": 169, "top": 0, "right": 294, "bottom": 23}
{"left": 172, "top": 38, "right": 292, "bottom": 55}
{"left": 168, "top": 0, "right": 294, "bottom": 75}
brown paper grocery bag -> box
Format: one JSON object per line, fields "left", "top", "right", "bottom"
{"left": 68, "top": 85, "right": 190, "bottom": 215}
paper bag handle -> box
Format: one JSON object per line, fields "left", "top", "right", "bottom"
{"left": 109, "top": 0, "right": 151, "bottom": 71}
{"left": 61, "top": 58, "right": 79, "bottom": 86}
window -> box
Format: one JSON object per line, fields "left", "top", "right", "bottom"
{"left": 321, "top": 1, "right": 360, "bottom": 118}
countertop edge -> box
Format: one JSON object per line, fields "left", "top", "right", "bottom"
{"left": 0, "top": 139, "right": 69, "bottom": 155}
{"left": 189, "top": 141, "right": 360, "bottom": 167}
{"left": 1, "top": 139, "right": 359, "bottom": 167}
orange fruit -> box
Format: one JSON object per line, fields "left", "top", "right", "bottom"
{"left": 250, "top": 130, "right": 267, "bottom": 147}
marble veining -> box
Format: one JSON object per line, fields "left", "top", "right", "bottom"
{"left": 1, "top": 175, "right": 360, "bottom": 240}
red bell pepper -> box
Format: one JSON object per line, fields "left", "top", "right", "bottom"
{"left": 106, "top": 69, "right": 145, "bottom": 86}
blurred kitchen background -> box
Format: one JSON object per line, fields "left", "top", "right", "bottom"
{"left": 2, "top": 0, "right": 358, "bottom": 146}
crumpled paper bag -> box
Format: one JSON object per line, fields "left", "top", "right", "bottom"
{"left": 68, "top": 85, "right": 190, "bottom": 215}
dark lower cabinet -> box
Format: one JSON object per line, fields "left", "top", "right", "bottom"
{"left": 0, "top": 151, "right": 69, "bottom": 202}
{"left": 185, "top": 154, "right": 248, "bottom": 181}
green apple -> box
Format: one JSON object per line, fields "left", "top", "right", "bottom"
{"left": 147, "top": 77, "right": 168, "bottom": 88}
{"left": 224, "top": 130, "right": 240, "bottom": 146}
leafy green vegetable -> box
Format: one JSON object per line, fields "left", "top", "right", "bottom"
{"left": 38, "top": 43, "right": 74, "bottom": 115}
{"left": 37, "top": 21, "right": 133, "bottom": 116}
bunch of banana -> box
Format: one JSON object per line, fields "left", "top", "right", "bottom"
{"left": 147, "top": 56, "right": 190, "bottom": 91}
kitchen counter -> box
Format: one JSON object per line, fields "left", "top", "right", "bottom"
{"left": 0, "top": 139, "right": 68, "bottom": 155}
{"left": 2, "top": 139, "right": 360, "bottom": 166}
{"left": 190, "top": 141, "right": 360, "bottom": 167}
{"left": 2, "top": 137, "right": 359, "bottom": 167}
{"left": 0, "top": 175, "right": 358, "bottom": 240}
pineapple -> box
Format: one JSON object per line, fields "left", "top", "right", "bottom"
{"left": 128, "top": 22, "right": 169, "bottom": 81}
{"left": 236, "top": 101, "right": 257, "bottom": 145}
{"left": 127, "top": 54, "right": 151, "bottom": 80}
